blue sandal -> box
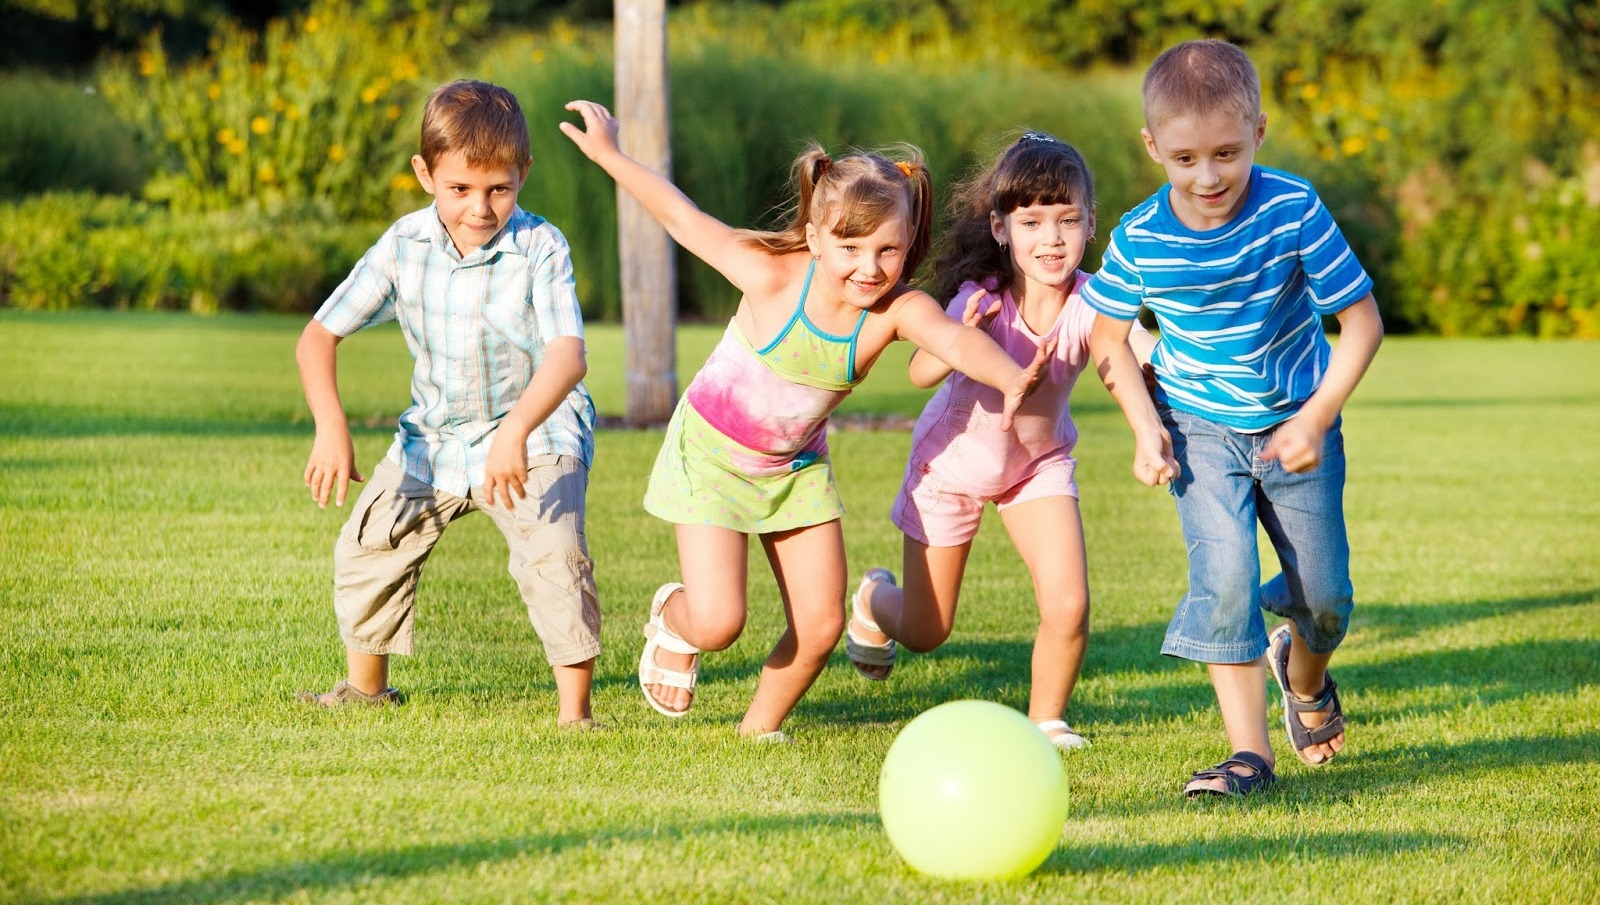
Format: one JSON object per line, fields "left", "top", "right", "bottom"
{"left": 1183, "top": 751, "right": 1276, "bottom": 798}
{"left": 1267, "top": 624, "right": 1347, "bottom": 766}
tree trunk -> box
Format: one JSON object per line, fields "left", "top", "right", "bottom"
{"left": 614, "top": 0, "right": 677, "bottom": 426}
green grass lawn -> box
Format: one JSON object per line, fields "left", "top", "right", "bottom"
{"left": 2, "top": 311, "right": 1597, "bottom": 904}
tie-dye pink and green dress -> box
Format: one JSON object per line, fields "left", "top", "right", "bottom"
{"left": 644, "top": 262, "right": 867, "bottom": 532}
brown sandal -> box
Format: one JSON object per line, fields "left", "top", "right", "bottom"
{"left": 295, "top": 680, "right": 400, "bottom": 708}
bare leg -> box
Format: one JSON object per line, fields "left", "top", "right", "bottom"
{"left": 849, "top": 536, "right": 972, "bottom": 681}
{"left": 347, "top": 649, "right": 389, "bottom": 697}
{"left": 1187, "top": 660, "right": 1275, "bottom": 794}
{"left": 739, "top": 521, "right": 849, "bottom": 735}
{"left": 998, "top": 497, "right": 1089, "bottom": 738}
{"left": 553, "top": 658, "right": 595, "bottom": 725}
{"left": 643, "top": 523, "right": 751, "bottom": 713}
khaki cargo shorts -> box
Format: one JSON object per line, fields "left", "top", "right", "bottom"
{"left": 331, "top": 455, "right": 601, "bottom": 665}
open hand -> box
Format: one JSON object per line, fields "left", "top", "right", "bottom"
{"left": 960, "top": 288, "right": 1002, "bottom": 329}
{"left": 998, "top": 337, "right": 1055, "bottom": 431}
{"left": 559, "top": 100, "right": 621, "bottom": 162}
{"left": 483, "top": 432, "right": 529, "bottom": 510}
{"left": 303, "top": 431, "right": 364, "bottom": 508}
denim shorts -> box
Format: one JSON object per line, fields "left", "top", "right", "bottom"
{"left": 1160, "top": 407, "right": 1354, "bottom": 664}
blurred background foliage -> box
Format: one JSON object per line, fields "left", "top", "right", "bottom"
{"left": 1, "top": 0, "right": 1596, "bottom": 335}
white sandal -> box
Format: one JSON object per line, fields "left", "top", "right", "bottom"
{"left": 1035, "top": 719, "right": 1090, "bottom": 751}
{"left": 845, "top": 568, "right": 897, "bottom": 680}
{"left": 639, "top": 582, "right": 699, "bottom": 718}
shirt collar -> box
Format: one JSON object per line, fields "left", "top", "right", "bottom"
{"left": 424, "top": 204, "right": 527, "bottom": 263}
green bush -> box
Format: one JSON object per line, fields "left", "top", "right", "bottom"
{"left": 0, "top": 72, "right": 148, "bottom": 198}
{"left": 0, "top": 192, "right": 378, "bottom": 313}
{"left": 96, "top": 0, "right": 490, "bottom": 219}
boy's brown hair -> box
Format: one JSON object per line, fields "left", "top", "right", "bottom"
{"left": 1142, "top": 39, "right": 1261, "bottom": 128}
{"left": 418, "top": 79, "right": 531, "bottom": 171}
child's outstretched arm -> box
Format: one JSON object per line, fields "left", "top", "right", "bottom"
{"left": 1261, "top": 293, "right": 1383, "bottom": 472}
{"left": 893, "top": 290, "right": 1050, "bottom": 431}
{"left": 559, "top": 100, "right": 772, "bottom": 293}
{"left": 1088, "top": 313, "right": 1177, "bottom": 486}
{"left": 907, "top": 288, "right": 1001, "bottom": 388}
{"left": 483, "top": 337, "right": 588, "bottom": 509}
{"left": 296, "top": 321, "right": 364, "bottom": 508}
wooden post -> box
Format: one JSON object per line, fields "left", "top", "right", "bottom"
{"left": 614, "top": 0, "right": 677, "bottom": 426}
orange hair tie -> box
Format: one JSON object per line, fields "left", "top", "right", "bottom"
{"left": 896, "top": 161, "right": 914, "bottom": 177}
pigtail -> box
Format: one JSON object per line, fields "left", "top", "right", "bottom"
{"left": 895, "top": 152, "right": 935, "bottom": 280}
{"left": 734, "top": 142, "right": 830, "bottom": 255}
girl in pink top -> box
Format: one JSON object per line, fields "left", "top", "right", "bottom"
{"left": 848, "top": 132, "right": 1154, "bottom": 749}
{"left": 561, "top": 102, "right": 1049, "bottom": 741}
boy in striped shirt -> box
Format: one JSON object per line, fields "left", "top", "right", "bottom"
{"left": 1084, "top": 40, "right": 1384, "bottom": 797}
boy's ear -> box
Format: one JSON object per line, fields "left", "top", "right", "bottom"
{"left": 1140, "top": 127, "right": 1162, "bottom": 165}
{"left": 411, "top": 155, "right": 435, "bottom": 194}
{"left": 1254, "top": 113, "right": 1268, "bottom": 148}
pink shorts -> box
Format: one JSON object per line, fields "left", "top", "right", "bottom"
{"left": 890, "top": 455, "right": 1078, "bottom": 547}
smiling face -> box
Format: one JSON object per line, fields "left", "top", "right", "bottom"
{"left": 991, "top": 201, "right": 1092, "bottom": 296}
{"left": 1141, "top": 110, "right": 1266, "bottom": 231}
{"left": 805, "top": 209, "right": 912, "bottom": 310}
{"left": 411, "top": 149, "right": 530, "bottom": 255}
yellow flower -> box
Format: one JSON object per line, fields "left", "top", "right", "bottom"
{"left": 258, "top": 163, "right": 277, "bottom": 183}
{"left": 286, "top": 103, "right": 302, "bottom": 122}
{"left": 216, "top": 127, "right": 237, "bottom": 145}
{"left": 250, "top": 116, "right": 271, "bottom": 135}
{"left": 270, "top": 96, "right": 285, "bottom": 111}
{"left": 227, "top": 138, "right": 247, "bottom": 155}
{"left": 386, "top": 104, "right": 402, "bottom": 121}
{"left": 361, "top": 86, "right": 380, "bottom": 104}
{"left": 207, "top": 83, "right": 221, "bottom": 100}
{"left": 1300, "top": 83, "right": 1321, "bottom": 101}
{"left": 1340, "top": 135, "right": 1368, "bottom": 157}
{"left": 390, "top": 172, "right": 415, "bottom": 190}
{"left": 531, "top": 49, "right": 546, "bottom": 64}
{"left": 304, "top": 15, "right": 320, "bottom": 33}
{"left": 137, "top": 52, "right": 156, "bottom": 77}
{"left": 1374, "top": 125, "right": 1393, "bottom": 142}
{"left": 329, "top": 144, "right": 347, "bottom": 163}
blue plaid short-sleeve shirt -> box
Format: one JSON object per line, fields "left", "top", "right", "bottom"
{"left": 314, "top": 204, "right": 596, "bottom": 495}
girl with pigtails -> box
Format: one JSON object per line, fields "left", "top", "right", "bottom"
{"left": 561, "top": 101, "right": 1049, "bottom": 741}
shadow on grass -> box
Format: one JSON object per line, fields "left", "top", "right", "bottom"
{"left": 0, "top": 406, "right": 350, "bottom": 439}
{"left": 798, "top": 585, "right": 1600, "bottom": 729}
{"left": 1041, "top": 827, "right": 1459, "bottom": 875}
{"left": 46, "top": 812, "right": 873, "bottom": 905}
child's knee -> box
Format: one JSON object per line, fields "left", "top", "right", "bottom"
{"left": 899, "top": 620, "right": 953, "bottom": 654}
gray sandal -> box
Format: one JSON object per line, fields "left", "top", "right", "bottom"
{"left": 1267, "top": 625, "right": 1346, "bottom": 766}
{"left": 1183, "top": 751, "right": 1276, "bottom": 798}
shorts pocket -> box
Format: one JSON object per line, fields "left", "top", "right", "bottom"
{"left": 354, "top": 474, "right": 437, "bottom": 552}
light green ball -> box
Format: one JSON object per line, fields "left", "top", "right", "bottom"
{"left": 878, "top": 699, "right": 1069, "bottom": 880}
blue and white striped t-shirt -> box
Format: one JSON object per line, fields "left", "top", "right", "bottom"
{"left": 1083, "top": 165, "right": 1372, "bottom": 431}
{"left": 315, "top": 204, "right": 596, "bottom": 496}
